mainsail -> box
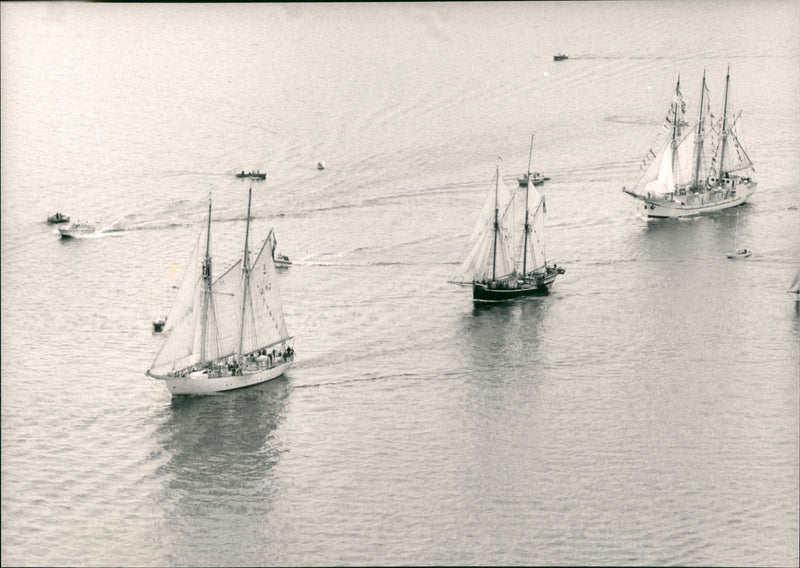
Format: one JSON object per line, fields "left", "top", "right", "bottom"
{"left": 237, "top": 229, "right": 290, "bottom": 356}
{"left": 449, "top": 165, "right": 516, "bottom": 285}
{"left": 513, "top": 181, "right": 547, "bottom": 274}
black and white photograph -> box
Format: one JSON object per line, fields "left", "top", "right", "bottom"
{"left": 1, "top": 1, "right": 798, "bottom": 565}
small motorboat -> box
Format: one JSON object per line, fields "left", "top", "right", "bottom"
{"left": 726, "top": 248, "right": 751, "bottom": 259}
{"left": 47, "top": 212, "right": 70, "bottom": 224}
{"left": 273, "top": 252, "right": 292, "bottom": 268}
{"left": 235, "top": 170, "right": 267, "bottom": 180}
{"left": 59, "top": 222, "right": 96, "bottom": 239}
{"left": 554, "top": 53, "right": 568, "bottom": 61}
{"left": 517, "top": 172, "right": 550, "bottom": 187}
{"left": 153, "top": 316, "right": 167, "bottom": 333}
{"left": 317, "top": 161, "right": 326, "bottom": 170}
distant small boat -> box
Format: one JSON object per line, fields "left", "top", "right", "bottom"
{"left": 727, "top": 248, "right": 751, "bottom": 259}
{"left": 47, "top": 212, "right": 70, "bottom": 224}
{"left": 554, "top": 53, "right": 568, "bottom": 61}
{"left": 517, "top": 172, "right": 550, "bottom": 187}
{"left": 236, "top": 170, "right": 266, "bottom": 180}
{"left": 317, "top": 161, "right": 326, "bottom": 170}
{"left": 273, "top": 253, "right": 292, "bottom": 268}
{"left": 153, "top": 316, "right": 167, "bottom": 333}
{"left": 59, "top": 222, "right": 96, "bottom": 239}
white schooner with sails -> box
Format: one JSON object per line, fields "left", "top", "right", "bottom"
{"left": 449, "top": 139, "right": 564, "bottom": 302}
{"left": 623, "top": 67, "right": 756, "bottom": 217}
{"left": 146, "top": 188, "right": 294, "bottom": 395}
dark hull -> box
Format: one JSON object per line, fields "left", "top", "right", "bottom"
{"left": 472, "top": 273, "right": 558, "bottom": 302}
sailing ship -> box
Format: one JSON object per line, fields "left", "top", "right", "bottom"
{"left": 449, "top": 138, "right": 564, "bottom": 302}
{"left": 623, "top": 67, "right": 756, "bottom": 217}
{"left": 146, "top": 188, "right": 294, "bottom": 395}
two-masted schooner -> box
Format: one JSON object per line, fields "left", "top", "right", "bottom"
{"left": 146, "top": 188, "right": 294, "bottom": 395}
{"left": 449, "top": 138, "right": 564, "bottom": 302}
{"left": 623, "top": 67, "right": 756, "bottom": 217}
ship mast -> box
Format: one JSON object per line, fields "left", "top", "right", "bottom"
{"left": 718, "top": 65, "right": 731, "bottom": 180}
{"left": 692, "top": 69, "right": 707, "bottom": 189}
{"left": 491, "top": 165, "right": 499, "bottom": 282}
{"left": 671, "top": 74, "right": 681, "bottom": 143}
{"left": 236, "top": 187, "right": 253, "bottom": 361}
{"left": 199, "top": 197, "right": 213, "bottom": 363}
{"left": 522, "top": 134, "right": 533, "bottom": 277}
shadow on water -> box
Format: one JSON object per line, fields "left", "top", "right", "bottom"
{"left": 459, "top": 297, "right": 549, "bottom": 375}
{"left": 153, "top": 378, "right": 291, "bottom": 563}
{"left": 640, "top": 205, "right": 751, "bottom": 258}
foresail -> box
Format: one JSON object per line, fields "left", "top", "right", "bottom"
{"left": 237, "top": 231, "right": 289, "bottom": 355}
{"left": 150, "top": 231, "right": 205, "bottom": 374}
{"left": 449, "top": 169, "right": 516, "bottom": 284}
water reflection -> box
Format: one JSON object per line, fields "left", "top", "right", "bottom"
{"left": 154, "top": 379, "right": 290, "bottom": 565}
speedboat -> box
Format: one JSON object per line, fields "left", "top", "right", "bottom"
{"left": 726, "top": 248, "right": 751, "bottom": 259}
{"left": 47, "top": 212, "right": 70, "bottom": 224}
{"left": 58, "top": 222, "right": 96, "bottom": 239}
{"left": 274, "top": 252, "right": 292, "bottom": 268}
{"left": 554, "top": 53, "right": 568, "bottom": 61}
{"left": 517, "top": 172, "right": 549, "bottom": 187}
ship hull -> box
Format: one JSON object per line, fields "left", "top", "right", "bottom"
{"left": 635, "top": 182, "right": 756, "bottom": 218}
{"left": 473, "top": 272, "right": 558, "bottom": 302}
{"left": 160, "top": 359, "right": 293, "bottom": 396}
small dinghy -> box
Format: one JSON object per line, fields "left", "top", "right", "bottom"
{"left": 47, "top": 212, "right": 70, "bottom": 224}
{"left": 153, "top": 316, "right": 167, "bottom": 333}
{"left": 727, "top": 248, "right": 751, "bottom": 259}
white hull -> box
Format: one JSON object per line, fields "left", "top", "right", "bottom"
{"left": 161, "top": 359, "right": 293, "bottom": 396}
{"left": 632, "top": 182, "right": 756, "bottom": 218}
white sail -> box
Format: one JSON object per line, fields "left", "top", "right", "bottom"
{"left": 449, "top": 167, "right": 516, "bottom": 284}
{"left": 510, "top": 180, "right": 547, "bottom": 274}
{"left": 209, "top": 259, "right": 243, "bottom": 360}
{"left": 527, "top": 183, "right": 547, "bottom": 272}
{"left": 150, "top": 231, "right": 206, "bottom": 375}
{"left": 644, "top": 141, "right": 676, "bottom": 195}
{"left": 237, "top": 231, "right": 290, "bottom": 356}
{"left": 719, "top": 128, "right": 754, "bottom": 174}
{"left": 788, "top": 269, "right": 800, "bottom": 294}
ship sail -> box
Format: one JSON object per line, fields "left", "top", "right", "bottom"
{"left": 449, "top": 165, "right": 516, "bottom": 285}
{"left": 237, "top": 229, "right": 290, "bottom": 356}
{"left": 150, "top": 200, "right": 225, "bottom": 375}
{"left": 517, "top": 181, "right": 547, "bottom": 273}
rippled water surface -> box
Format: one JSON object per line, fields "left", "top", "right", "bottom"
{"left": 2, "top": 2, "right": 799, "bottom": 566}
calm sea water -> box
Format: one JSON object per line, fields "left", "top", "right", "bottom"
{"left": 2, "top": 2, "right": 799, "bottom": 566}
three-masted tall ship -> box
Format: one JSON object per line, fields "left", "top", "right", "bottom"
{"left": 449, "top": 139, "right": 564, "bottom": 302}
{"left": 146, "top": 188, "right": 294, "bottom": 395}
{"left": 623, "top": 67, "right": 756, "bottom": 217}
